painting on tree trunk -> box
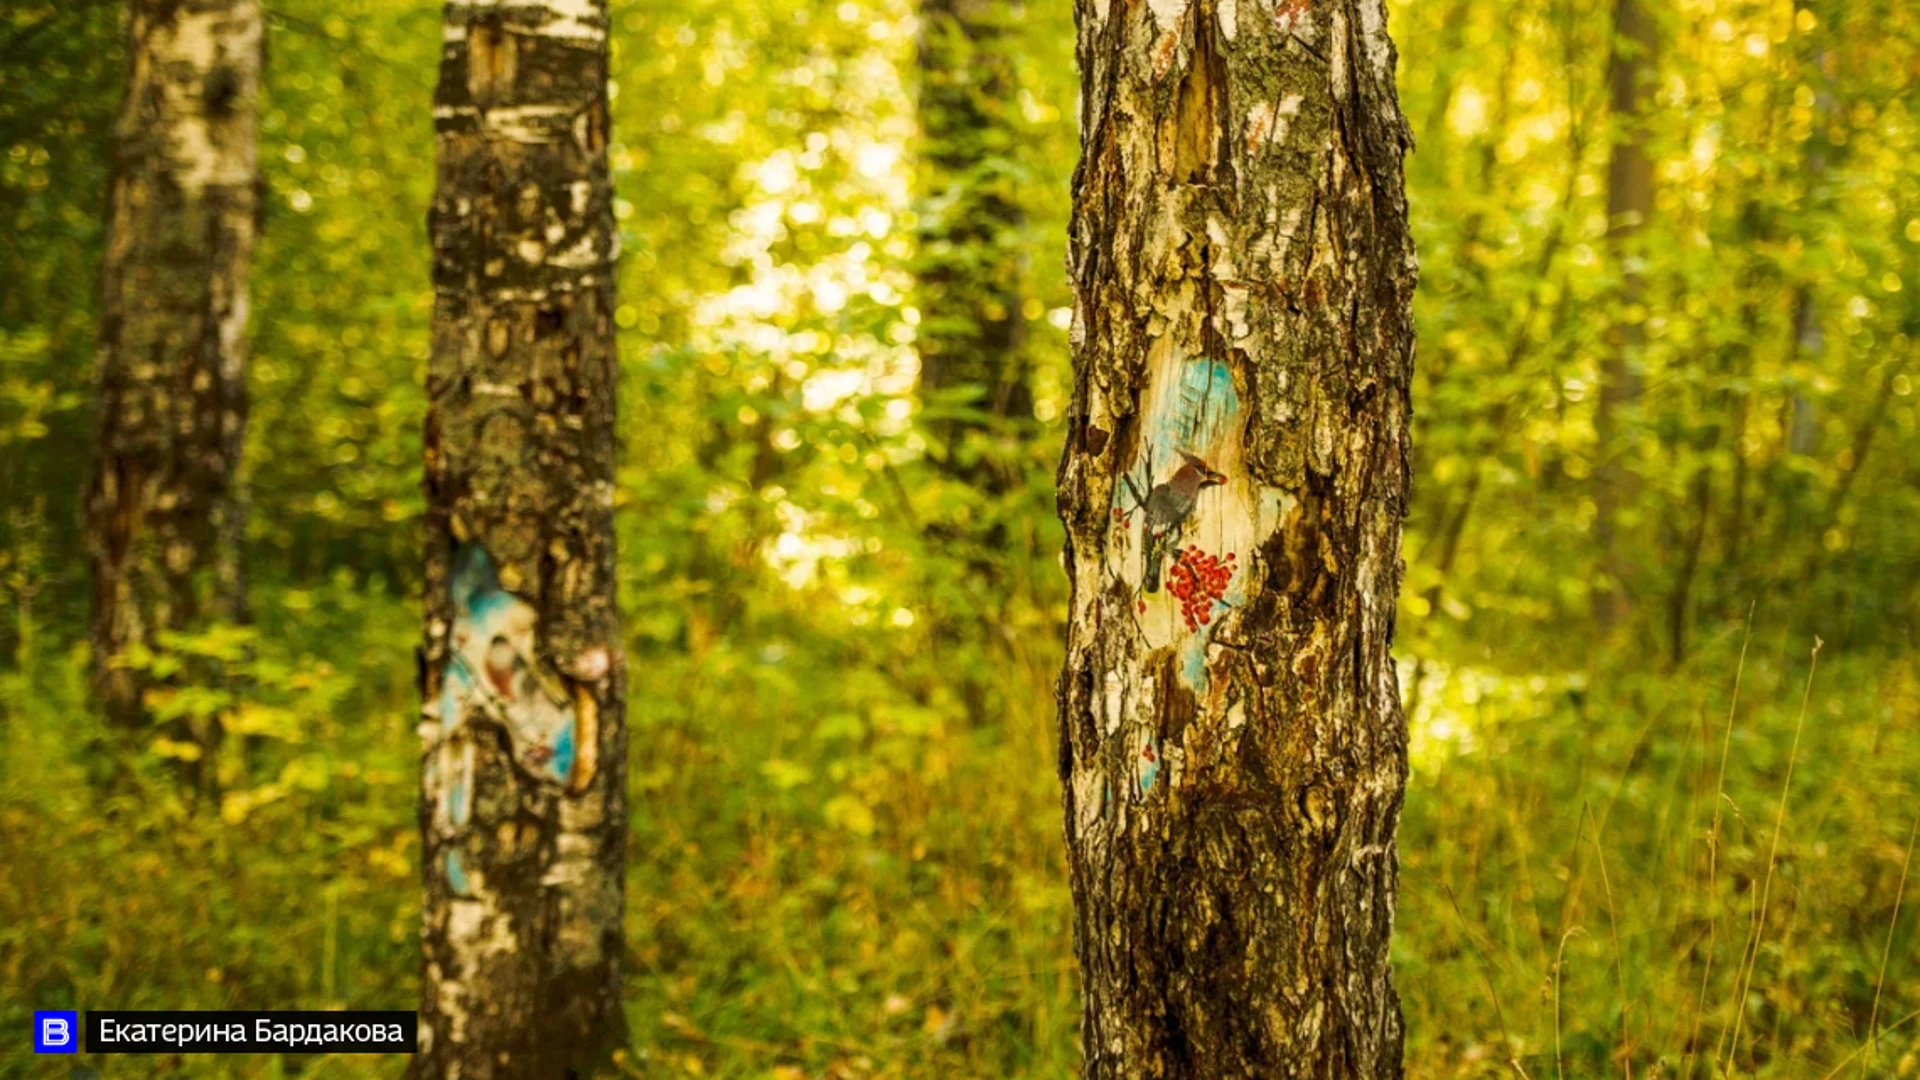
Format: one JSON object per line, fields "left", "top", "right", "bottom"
{"left": 1106, "top": 349, "right": 1281, "bottom": 696}
{"left": 10, "top": 0, "right": 1920, "bottom": 1076}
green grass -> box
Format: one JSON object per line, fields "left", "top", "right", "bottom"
{"left": 3, "top": 599, "right": 1917, "bottom": 1078}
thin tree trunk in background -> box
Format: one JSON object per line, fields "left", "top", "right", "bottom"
{"left": 1783, "top": 37, "right": 1836, "bottom": 463}
{"left": 1668, "top": 468, "right": 1711, "bottom": 665}
{"left": 86, "top": 0, "right": 262, "bottom": 736}
{"left": 915, "top": 0, "right": 1030, "bottom": 488}
{"left": 1593, "top": 0, "right": 1655, "bottom": 628}
{"left": 415, "top": 0, "right": 626, "bottom": 1074}
{"left": 1055, "top": 0, "right": 1415, "bottom": 1073}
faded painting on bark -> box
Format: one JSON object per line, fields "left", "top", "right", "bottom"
{"left": 414, "top": 0, "right": 627, "bottom": 1075}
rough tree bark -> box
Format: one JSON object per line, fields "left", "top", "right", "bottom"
{"left": 415, "top": 0, "right": 626, "bottom": 1075}
{"left": 86, "top": 0, "right": 262, "bottom": 731}
{"left": 915, "top": 0, "right": 1031, "bottom": 487}
{"left": 1054, "top": 0, "right": 1415, "bottom": 1075}
{"left": 1593, "top": 0, "right": 1656, "bottom": 627}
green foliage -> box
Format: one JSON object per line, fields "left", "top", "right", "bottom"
{"left": 4, "top": 0, "right": 1920, "bottom": 1075}
{"left": 0, "top": 1, "right": 120, "bottom": 633}
{"left": 1400, "top": 626, "right": 1920, "bottom": 1076}
{"left": 1399, "top": 0, "right": 1920, "bottom": 666}
{"left": 246, "top": 0, "right": 441, "bottom": 585}
{"left": 0, "top": 553, "right": 418, "bottom": 1079}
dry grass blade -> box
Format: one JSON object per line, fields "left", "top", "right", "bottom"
{"left": 1820, "top": 1007, "right": 1920, "bottom": 1080}
{"left": 1722, "top": 636, "right": 1822, "bottom": 1078}
{"left": 1684, "top": 605, "right": 1753, "bottom": 1078}
{"left": 1865, "top": 802, "right": 1920, "bottom": 1066}
{"left": 1442, "top": 880, "right": 1519, "bottom": 1066}
{"left": 1556, "top": 925, "right": 1586, "bottom": 1080}
{"left": 1584, "top": 801, "right": 1633, "bottom": 1079}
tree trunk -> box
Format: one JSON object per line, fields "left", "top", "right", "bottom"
{"left": 415, "top": 0, "right": 626, "bottom": 1075}
{"left": 1054, "top": 0, "right": 1415, "bottom": 1075}
{"left": 86, "top": 0, "right": 262, "bottom": 734}
{"left": 915, "top": 0, "right": 1031, "bottom": 488}
{"left": 1593, "top": 0, "right": 1656, "bottom": 628}
{"left": 1782, "top": 41, "right": 1836, "bottom": 462}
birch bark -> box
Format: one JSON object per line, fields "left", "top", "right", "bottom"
{"left": 87, "top": 0, "right": 263, "bottom": 732}
{"left": 1055, "top": 0, "right": 1415, "bottom": 1073}
{"left": 415, "top": 0, "right": 626, "bottom": 1074}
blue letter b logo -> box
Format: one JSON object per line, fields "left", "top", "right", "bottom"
{"left": 34, "top": 1011, "right": 77, "bottom": 1053}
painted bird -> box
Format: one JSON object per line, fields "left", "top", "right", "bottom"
{"left": 1132, "top": 450, "right": 1227, "bottom": 593}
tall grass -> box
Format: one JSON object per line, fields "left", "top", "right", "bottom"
{"left": 1403, "top": 621, "right": 1920, "bottom": 1078}
{"left": 2, "top": 585, "right": 1916, "bottom": 1077}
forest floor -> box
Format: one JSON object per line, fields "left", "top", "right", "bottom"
{"left": 2, "top": 593, "right": 1916, "bottom": 1079}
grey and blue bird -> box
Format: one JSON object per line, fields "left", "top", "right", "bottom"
{"left": 1126, "top": 450, "right": 1227, "bottom": 593}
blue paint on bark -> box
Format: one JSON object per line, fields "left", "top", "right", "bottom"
{"left": 446, "top": 849, "right": 471, "bottom": 896}
{"left": 441, "top": 542, "right": 578, "bottom": 784}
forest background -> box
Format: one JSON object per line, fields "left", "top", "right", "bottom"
{"left": 4, "top": 0, "right": 1920, "bottom": 1076}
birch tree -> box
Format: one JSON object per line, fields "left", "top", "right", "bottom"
{"left": 86, "top": 0, "right": 263, "bottom": 731}
{"left": 415, "top": 0, "right": 626, "bottom": 1074}
{"left": 1054, "top": 0, "right": 1415, "bottom": 1073}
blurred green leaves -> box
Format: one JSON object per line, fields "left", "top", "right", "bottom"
{"left": 2, "top": 0, "right": 1919, "bottom": 1075}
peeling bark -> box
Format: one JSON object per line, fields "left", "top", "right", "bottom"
{"left": 415, "top": 0, "right": 626, "bottom": 1075}
{"left": 86, "top": 0, "right": 263, "bottom": 732}
{"left": 1055, "top": 0, "right": 1414, "bottom": 1075}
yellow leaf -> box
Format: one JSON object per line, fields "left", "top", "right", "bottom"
{"left": 921, "top": 1005, "right": 949, "bottom": 1036}
{"left": 823, "top": 794, "right": 876, "bottom": 836}
{"left": 760, "top": 758, "right": 813, "bottom": 790}
{"left": 150, "top": 736, "right": 203, "bottom": 762}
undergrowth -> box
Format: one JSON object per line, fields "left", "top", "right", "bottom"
{"left": 3, "top": 592, "right": 1915, "bottom": 1078}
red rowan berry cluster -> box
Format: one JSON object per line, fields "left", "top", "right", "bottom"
{"left": 1167, "top": 547, "right": 1235, "bottom": 632}
{"left": 1110, "top": 506, "right": 1133, "bottom": 530}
